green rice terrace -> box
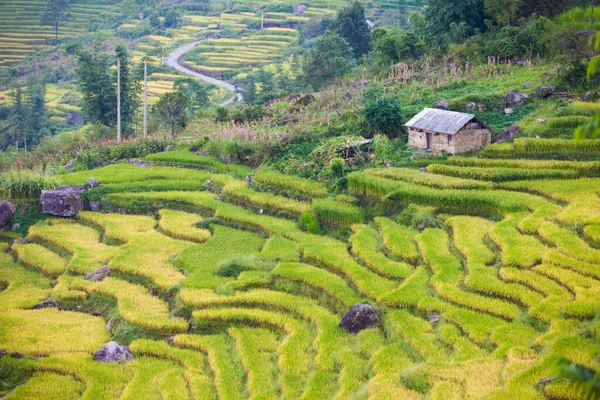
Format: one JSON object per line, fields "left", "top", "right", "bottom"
{"left": 1, "top": 141, "right": 600, "bottom": 399}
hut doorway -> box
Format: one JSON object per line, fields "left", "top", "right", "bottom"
{"left": 426, "top": 132, "right": 432, "bottom": 149}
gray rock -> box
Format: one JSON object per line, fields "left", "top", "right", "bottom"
{"left": 339, "top": 303, "right": 380, "bottom": 333}
{"left": 0, "top": 349, "right": 6, "bottom": 358}
{"left": 505, "top": 108, "right": 514, "bottom": 116}
{"left": 32, "top": 298, "right": 60, "bottom": 309}
{"left": 418, "top": 167, "right": 427, "bottom": 173}
{"left": 11, "top": 223, "right": 19, "bottom": 231}
{"left": 85, "top": 265, "right": 110, "bottom": 282}
{"left": 536, "top": 118, "right": 548, "bottom": 124}
{"left": 165, "top": 145, "right": 172, "bottom": 152}
{"left": 582, "top": 92, "right": 593, "bottom": 101}
{"left": 428, "top": 314, "right": 441, "bottom": 323}
{"left": 244, "top": 175, "right": 252, "bottom": 184}
{"left": 85, "top": 178, "right": 99, "bottom": 189}
{"left": 93, "top": 341, "right": 133, "bottom": 363}
{"left": 343, "top": 92, "right": 354, "bottom": 100}
{"left": 0, "top": 201, "right": 17, "bottom": 227}
{"left": 292, "top": 4, "right": 307, "bottom": 16}
{"left": 502, "top": 92, "right": 528, "bottom": 107}
{"left": 67, "top": 111, "right": 84, "bottom": 126}
{"left": 127, "top": 159, "right": 152, "bottom": 168}
{"left": 434, "top": 100, "right": 450, "bottom": 110}
{"left": 41, "top": 188, "right": 84, "bottom": 217}
{"left": 537, "top": 85, "right": 555, "bottom": 98}
{"left": 89, "top": 200, "right": 101, "bottom": 212}
{"left": 524, "top": 83, "right": 532, "bottom": 89}
{"left": 466, "top": 102, "right": 477, "bottom": 111}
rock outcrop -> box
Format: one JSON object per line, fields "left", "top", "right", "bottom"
{"left": 41, "top": 186, "right": 84, "bottom": 217}
{"left": 434, "top": 100, "right": 450, "bottom": 110}
{"left": 32, "top": 298, "right": 60, "bottom": 309}
{"left": 85, "top": 266, "right": 110, "bottom": 282}
{"left": 0, "top": 201, "right": 17, "bottom": 227}
{"left": 93, "top": 341, "right": 134, "bottom": 363}
{"left": 502, "top": 92, "right": 528, "bottom": 107}
{"left": 339, "top": 303, "right": 380, "bottom": 333}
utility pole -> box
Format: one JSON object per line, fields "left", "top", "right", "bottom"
{"left": 143, "top": 59, "right": 148, "bottom": 139}
{"left": 117, "top": 58, "right": 121, "bottom": 143}
{"left": 261, "top": 12, "right": 264, "bottom": 30}
{"left": 24, "top": 135, "right": 27, "bottom": 152}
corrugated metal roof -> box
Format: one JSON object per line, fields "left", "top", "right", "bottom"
{"left": 404, "top": 108, "right": 476, "bottom": 135}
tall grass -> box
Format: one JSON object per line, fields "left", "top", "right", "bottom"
{"left": 0, "top": 171, "right": 63, "bottom": 199}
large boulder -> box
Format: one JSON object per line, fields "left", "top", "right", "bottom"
{"left": 339, "top": 303, "right": 380, "bottom": 333}
{"left": 466, "top": 102, "right": 477, "bottom": 111}
{"left": 85, "top": 265, "right": 110, "bottom": 282}
{"left": 502, "top": 92, "right": 528, "bottom": 107}
{"left": 0, "top": 201, "right": 17, "bottom": 227}
{"left": 93, "top": 341, "right": 133, "bottom": 363}
{"left": 41, "top": 186, "right": 84, "bottom": 217}
{"left": 537, "top": 85, "right": 555, "bottom": 98}
{"left": 434, "top": 100, "right": 450, "bottom": 110}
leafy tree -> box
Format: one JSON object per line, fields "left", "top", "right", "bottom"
{"left": 174, "top": 77, "right": 211, "bottom": 110}
{"left": 330, "top": 0, "right": 373, "bottom": 58}
{"left": 40, "top": 0, "right": 73, "bottom": 46}
{"left": 363, "top": 97, "right": 405, "bottom": 137}
{"left": 243, "top": 76, "right": 257, "bottom": 105}
{"left": 149, "top": 13, "right": 161, "bottom": 30}
{"left": 373, "top": 28, "right": 424, "bottom": 65}
{"left": 302, "top": 33, "right": 356, "bottom": 90}
{"left": 424, "top": 0, "right": 487, "bottom": 37}
{"left": 152, "top": 91, "right": 190, "bottom": 139}
{"left": 115, "top": 44, "right": 140, "bottom": 135}
{"left": 484, "top": 0, "right": 521, "bottom": 26}
{"left": 76, "top": 44, "right": 139, "bottom": 133}
{"left": 77, "top": 50, "right": 114, "bottom": 127}
{"left": 576, "top": 32, "right": 600, "bottom": 139}
{"left": 24, "top": 75, "right": 47, "bottom": 145}
{"left": 520, "top": 0, "right": 572, "bottom": 18}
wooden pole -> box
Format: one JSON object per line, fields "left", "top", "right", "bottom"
{"left": 143, "top": 59, "right": 147, "bottom": 139}
{"left": 117, "top": 58, "right": 121, "bottom": 143}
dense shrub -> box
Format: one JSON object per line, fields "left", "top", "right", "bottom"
{"left": 363, "top": 97, "right": 405, "bottom": 137}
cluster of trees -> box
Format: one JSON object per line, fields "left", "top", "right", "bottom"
{"left": 0, "top": 76, "right": 50, "bottom": 151}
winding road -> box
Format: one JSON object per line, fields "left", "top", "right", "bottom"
{"left": 166, "top": 41, "right": 243, "bottom": 106}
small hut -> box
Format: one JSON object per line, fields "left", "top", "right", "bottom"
{"left": 405, "top": 108, "right": 492, "bottom": 154}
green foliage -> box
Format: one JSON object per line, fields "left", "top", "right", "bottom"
{"left": 330, "top": 0, "right": 372, "bottom": 58}
{"left": 40, "top": 0, "right": 73, "bottom": 44}
{"left": 151, "top": 91, "right": 190, "bottom": 139}
{"left": 302, "top": 32, "right": 355, "bottom": 90}
{"left": 298, "top": 210, "right": 320, "bottom": 234}
{"left": 363, "top": 97, "right": 405, "bottom": 137}
{"left": 554, "top": 358, "right": 600, "bottom": 400}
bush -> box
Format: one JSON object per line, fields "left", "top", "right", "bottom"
{"left": 363, "top": 97, "right": 405, "bottom": 137}
{"left": 298, "top": 210, "right": 320, "bottom": 233}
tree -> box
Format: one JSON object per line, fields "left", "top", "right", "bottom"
{"left": 174, "top": 77, "right": 211, "bottom": 110}
{"left": 152, "top": 91, "right": 190, "bottom": 139}
{"left": 115, "top": 44, "right": 140, "bottom": 135}
{"left": 77, "top": 50, "right": 114, "bottom": 126}
{"left": 302, "top": 33, "right": 356, "bottom": 90}
{"left": 363, "top": 97, "right": 405, "bottom": 137}
{"left": 24, "top": 75, "right": 47, "bottom": 145}
{"left": 40, "top": 0, "right": 73, "bottom": 46}
{"left": 519, "top": 0, "right": 572, "bottom": 18}
{"left": 330, "top": 0, "right": 372, "bottom": 58}
{"left": 484, "top": 0, "right": 521, "bottom": 26}
{"left": 424, "top": 0, "right": 487, "bottom": 37}
{"left": 373, "top": 29, "right": 424, "bottom": 66}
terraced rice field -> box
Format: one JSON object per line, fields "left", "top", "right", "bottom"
{"left": 1, "top": 142, "right": 599, "bottom": 399}
{"left": 0, "top": 0, "right": 119, "bottom": 68}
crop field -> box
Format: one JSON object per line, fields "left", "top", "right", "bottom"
{"left": 0, "top": 0, "right": 119, "bottom": 68}
{"left": 1, "top": 145, "right": 599, "bottom": 399}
